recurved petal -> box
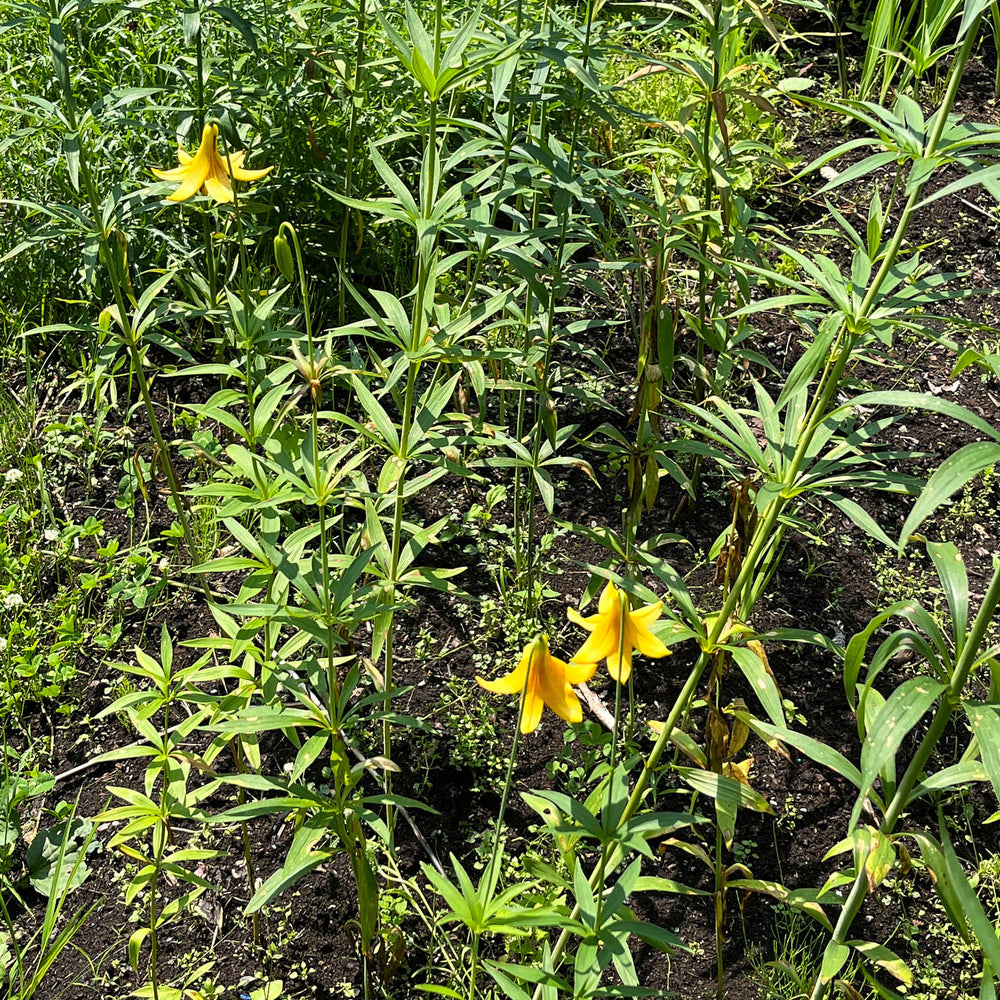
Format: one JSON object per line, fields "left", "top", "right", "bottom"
{"left": 168, "top": 168, "right": 210, "bottom": 201}
{"left": 630, "top": 601, "right": 663, "bottom": 628}
{"left": 569, "top": 623, "right": 618, "bottom": 667}
{"left": 477, "top": 668, "right": 524, "bottom": 695}
{"left": 567, "top": 606, "right": 600, "bottom": 632}
{"left": 564, "top": 657, "right": 597, "bottom": 685}
{"left": 177, "top": 148, "right": 194, "bottom": 165}
{"left": 477, "top": 643, "right": 531, "bottom": 695}
{"left": 230, "top": 161, "right": 274, "bottom": 182}
{"left": 628, "top": 604, "right": 669, "bottom": 658}
{"left": 151, "top": 163, "right": 192, "bottom": 181}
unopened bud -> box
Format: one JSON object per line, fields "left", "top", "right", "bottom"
{"left": 274, "top": 232, "right": 295, "bottom": 282}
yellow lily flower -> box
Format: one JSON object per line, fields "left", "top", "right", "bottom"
{"left": 568, "top": 581, "right": 669, "bottom": 683}
{"left": 477, "top": 635, "right": 595, "bottom": 734}
{"left": 152, "top": 123, "right": 273, "bottom": 204}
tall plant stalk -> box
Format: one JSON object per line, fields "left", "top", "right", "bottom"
{"left": 45, "top": 13, "right": 206, "bottom": 584}
{"left": 338, "top": 0, "right": 368, "bottom": 326}
{"left": 381, "top": 0, "right": 447, "bottom": 816}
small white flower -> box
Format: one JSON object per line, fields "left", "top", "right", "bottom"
{"left": 0, "top": 638, "right": 7, "bottom": 652}
{"left": 158, "top": 558, "right": 170, "bottom": 573}
{"left": 43, "top": 529, "right": 59, "bottom": 543}
{"left": 3, "top": 469, "right": 23, "bottom": 484}
{"left": 4, "top": 593, "right": 24, "bottom": 610}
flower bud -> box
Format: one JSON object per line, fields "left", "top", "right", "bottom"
{"left": 274, "top": 232, "right": 295, "bottom": 282}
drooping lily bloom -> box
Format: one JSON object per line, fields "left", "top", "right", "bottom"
{"left": 477, "top": 635, "right": 595, "bottom": 735}
{"left": 568, "top": 580, "right": 669, "bottom": 683}
{"left": 152, "top": 123, "right": 273, "bottom": 204}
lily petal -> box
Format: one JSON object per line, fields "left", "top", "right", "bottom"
{"left": 564, "top": 659, "right": 597, "bottom": 685}
{"left": 607, "top": 645, "right": 634, "bottom": 683}
{"left": 230, "top": 162, "right": 274, "bottom": 183}
{"left": 627, "top": 604, "right": 669, "bottom": 659}
{"left": 151, "top": 163, "right": 192, "bottom": 181}
{"left": 520, "top": 686, "right": 545, "bottom": 734}
{"left": 477, "top": 646, "right": 528, "bottom": 694}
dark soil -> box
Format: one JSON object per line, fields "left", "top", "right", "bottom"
{"left": 9, "top": 45, "right": 1000, "bottom": 1000}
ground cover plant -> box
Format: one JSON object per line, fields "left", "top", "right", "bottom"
{"left": 4, "top": 0, "right": 1000, "bottom": 996}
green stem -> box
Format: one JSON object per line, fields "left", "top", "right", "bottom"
{"left": 714, "top": 820, "right": 724, "bottom": 999}
{"left": 858, "top": 23, "right": 977, "bottom": 320}
{"left": 231, "top": 738, "right": 260, "bottom": 945}
{"left": 149, "top": 856, "right": 161, "bottom": 1000}
{"left": 383, "top": 359, "right": 420, "bottom": 726}
{"left": 468, "top": 933, "right": 481, "bottom": 1000}
{"left": 226, "top": 169, "right": 257, "bottom": 448}
{"left": 695, "top": 0, "right": 722, "bottom": 400}
{"left": 338, "top": 0, "right": 367, "bottom": 326}
{"left": 534, "top": 328, "right": 877, "bottom": 991}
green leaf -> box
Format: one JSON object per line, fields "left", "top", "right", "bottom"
{"left": 632, "top": 875, "right": 710, "bottom": 896}
{"left": 212, "top": 4, "right": 258, "bottom": 51}
{"left": 47, "top": 19, "right": 74, "bottom": 114}
{"left": 964, "top": 702, "right": 1000, "bottom": 807}
{"left": 908, "top": 760, "right": 988, "bottom": 801}
{"left": 676, "top": 767, "right": 772, "bottom": 849}
{"left": 957, "top": 0, "right": 991, "bottom": 39}
{"left": 823, "top": 493, "right": 896, "bottom": 548}
{"left": 290, "top": 733, "right": 329, "bottom": 783}
{"left": 246, "top": 847, "right": 330, "bottom": 914}
{"left": 938, "top": 815, "right": 1000, "bottom": 972}
{"left": 26, "top": 818, "right": 93, "bottom": 895}
{"left": 129, "top": 926, "right": 151, "bottom": 974}
{"left": 738, "top": 713, "right": 862, "bottom": 788}
{"left": 897, "top": 443, "right": 1000, "bottom": 553}
{"left": 833, "top": 392, "right": 1000, "bottom": 444}
{"left": 847, "top": 940, "right": 912, "bottom": 984}
{"left": 820, "top": 941, "right": 851, "bottom": 983}
{"left": 351, "top": 375, "right": 400, "bottom": 452}
{"left": 854, "top": 676, "right": 946, "bottom": 827}
{"left": 775, "top": 324, "right": 838, "bottom": 411}
{"left": 725, "top": 878, "right": 835, "bottom": 931}
{"left": 729, "top": 645, "right": 784, "bottom": 727}
{"left": 927, "top": 540, "right": 969, "bottom": 650}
